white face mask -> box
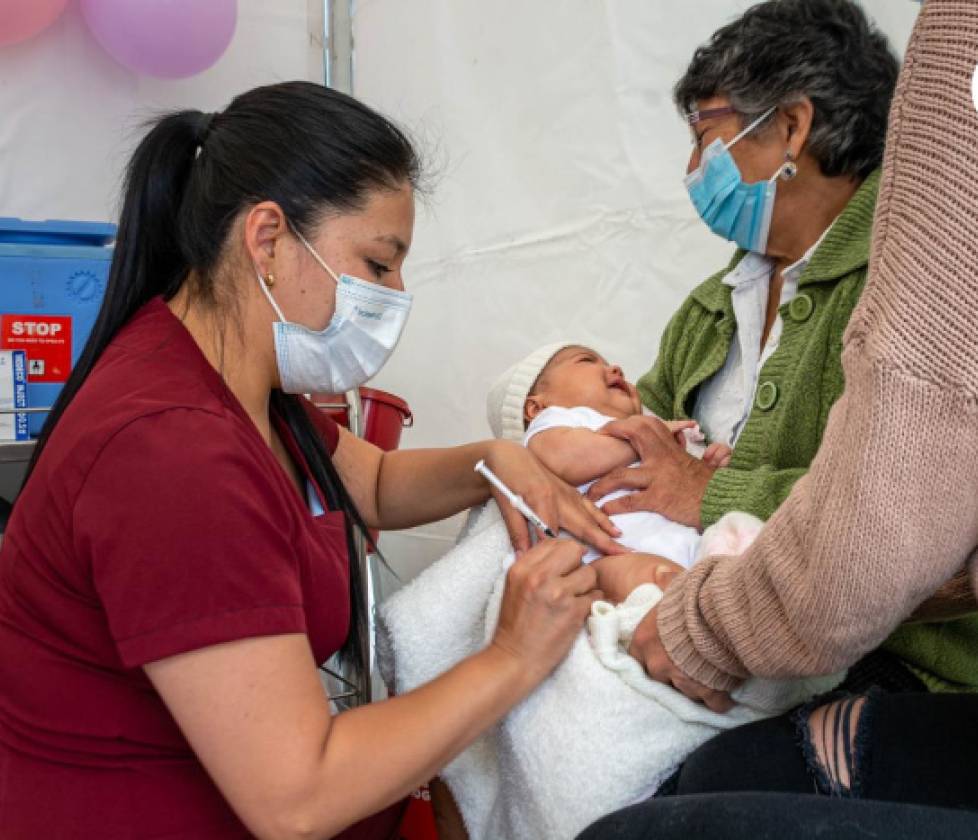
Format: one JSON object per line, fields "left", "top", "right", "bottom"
{"left": 256, "top": 226, "right": 412, "bottom": 394}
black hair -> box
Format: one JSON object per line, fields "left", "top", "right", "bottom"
{"left": 674, "top": 0, "right": 900, "bottom": 179}
{"left": 23, "top": 81, "right": 421, "bottom": 689}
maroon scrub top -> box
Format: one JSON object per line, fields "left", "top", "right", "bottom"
{"left": 0, "top": 298, "right": 355, "bottom": 838}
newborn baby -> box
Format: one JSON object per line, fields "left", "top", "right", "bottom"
{"left": 486, "top": 342, "right": 733, "bottom": 572}
{"left": 411, "top": 343, "right": 762, "bottom": 840}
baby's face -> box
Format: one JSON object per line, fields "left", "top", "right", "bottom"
{"left": 527, "top": 346, "right": 642, "bottom": 420}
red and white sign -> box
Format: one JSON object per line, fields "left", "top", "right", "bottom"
{"left": 1, "top": 315, "right": 72, "bottom": 383}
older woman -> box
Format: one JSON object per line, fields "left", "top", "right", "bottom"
{"left": 579, "top": 0, "right": 978, "bottom": 835}
{"left": 590, "top": 0, "right": 896, "bottom": 530}
{"left": 590, "top": 0, "right": 977, "bottom": 696}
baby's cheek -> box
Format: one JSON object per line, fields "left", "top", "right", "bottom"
{"left": 629, "top": 387, "right": 641, "bottom": 412}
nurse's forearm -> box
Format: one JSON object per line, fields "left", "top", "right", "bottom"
{"left": 308, "top": 644, "right": 535, "bottom": 837}
{"left": 372, "top": 444, "right": 493, "bottom": 529}
{"left": 147, "top": 631, "right": 545, "bottom": 840}
{"left": 331, "top": 429, "right": 490, "bottom": 529}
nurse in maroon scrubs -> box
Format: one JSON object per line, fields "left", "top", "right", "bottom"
{"left": 0, "top": 82, "right": 620, "bottom": 839}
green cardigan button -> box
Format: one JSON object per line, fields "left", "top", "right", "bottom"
{"left": 789, "top": 293, "right": 815, "bottom": 322}
{"left": 756, "top": 381, "right": 779, "bottom": 411}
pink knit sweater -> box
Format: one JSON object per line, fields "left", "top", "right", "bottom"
{"left": 657, "top": 0, "right": 978, "bottom": 692}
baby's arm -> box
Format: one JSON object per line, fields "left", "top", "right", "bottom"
{"left": 661, "top": 419, "right": 733, "bottom": 467}
{"left": 527, "top": 427, "right": 637, "bottom": 486}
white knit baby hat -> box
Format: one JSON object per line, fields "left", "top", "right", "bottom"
{"left": 486, "top": 342, "right": 578, "bottom": 441}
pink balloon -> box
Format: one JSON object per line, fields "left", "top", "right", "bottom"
{"left": 0, "top": 0, "right": 69, "bottom": 47}
{"left": 80, "top": 0, "right": 237, "bottom": 79}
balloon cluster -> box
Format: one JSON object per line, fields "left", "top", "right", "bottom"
{"left": 0, "top": 0, "right": 237, "bottom": 79}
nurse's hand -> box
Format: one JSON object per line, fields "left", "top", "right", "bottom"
{"left": 586, "top": 415, "right": 715, "bottom": 530}
{"left": 492, "top": 537, "right": 602, "bottom": 682}
{"left": 484, "top": 441, "right": 625, "bottom": 556}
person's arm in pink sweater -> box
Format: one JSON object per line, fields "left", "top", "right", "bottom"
{"left": 653, "top": 347, "right": 978, "bottom": 690}
{"left": 640, "top": 0, "right": 978, "bottom": 693}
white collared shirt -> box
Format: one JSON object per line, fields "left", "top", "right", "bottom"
{"left": 693, "top": 232, "right": 828, "bottom": 447}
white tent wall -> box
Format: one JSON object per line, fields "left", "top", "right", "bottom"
{"left": 0, "top": 1, "right": 324, "bottom": 221}
{"left": 354, "top": 1, "right": 920, "bottom": 582}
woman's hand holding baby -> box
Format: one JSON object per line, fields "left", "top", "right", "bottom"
{"left": 629, "top": 606, "right": 736, "bottom": 713}
{"left": 587, "top": 415, "right": 717, "bottom": 530}
{"left": 484, "top": 440, "right": 626, "bottom": 555}
{"left": 703, "top": 442, "right": 733, "bottom": 469}
{"left": 592, "top": 552, "right": 736, "bottom": 712}
{"left": 662, "top": 419, "right": 699, "bottom": 448}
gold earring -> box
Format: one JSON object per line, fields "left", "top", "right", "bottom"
{"left": 263, "top": 272, "right": 276, "bottom": 288}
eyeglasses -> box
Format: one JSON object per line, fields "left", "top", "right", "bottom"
{"left": 685, "top": 106, "right": 736, "bottom": 147}
{"left": 685, "top": 105, "right": 777, "bottom": 148}
{"left": 685, "top": 105, "right": 738, "bottom": 125}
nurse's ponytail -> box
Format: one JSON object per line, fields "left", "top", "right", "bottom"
{"left": 24, "top": 82, "right": 422, "bottom": 692}
{"left": 26, "top": 109, "right": 208, "bottom": 474}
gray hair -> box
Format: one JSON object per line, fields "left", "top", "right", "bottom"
{"left": 674, "top": 0, "right": 899, "bottom": 179}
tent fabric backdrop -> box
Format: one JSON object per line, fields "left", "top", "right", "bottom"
{"left": 0, "top": 1, "right": 321, "bottom": 222}
{"left": 0, "top": 1, "right": 321, "bottom": 501}
{"left": 353, "top": 0, "right": 919, "bottom": 581}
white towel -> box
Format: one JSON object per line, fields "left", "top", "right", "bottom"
{"left": 376, "top": 504, "right": 842, "bottom": 840}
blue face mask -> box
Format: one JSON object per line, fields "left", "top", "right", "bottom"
{"left": 683, "top": 106, "right": 791, "bottom": 254}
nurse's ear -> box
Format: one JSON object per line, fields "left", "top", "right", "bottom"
{"left": 243, "top": 201, "right": 290, "bottom": 275}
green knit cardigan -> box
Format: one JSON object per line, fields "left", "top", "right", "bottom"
{"left": 637, "top": 168, "right": 978, "bottom": 692}
{"left": 637, "top": 170, "right": 881, "bottom": 526}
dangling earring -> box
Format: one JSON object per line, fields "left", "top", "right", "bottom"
{"left": 778, "top": 151, "right": 798, "bottom": 181}
{"left": 263, "top": 272, "right": 276, "bottom": 288}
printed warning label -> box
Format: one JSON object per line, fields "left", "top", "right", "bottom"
{"left": 0, "top": 315, "right": 72, "bottom": 383}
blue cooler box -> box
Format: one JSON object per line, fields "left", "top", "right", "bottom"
{"left": 0, "top": 218, "right": 115, "bottom": 436}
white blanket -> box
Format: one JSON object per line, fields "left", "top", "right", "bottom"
{"left": 376, "top": 504, "right": 841, "bottom": 840}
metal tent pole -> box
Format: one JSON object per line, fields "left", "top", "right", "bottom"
{"left": 345, "top": 387, "right": 372, "bottom": 708}
{"left": 325, "top": 0, "right": 354, "bottom": 95}
{"left": 322, "top": 2, "right": 372, "bottom": 710}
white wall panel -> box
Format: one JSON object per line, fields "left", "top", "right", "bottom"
{"left": 0, "top": 1, "right": 319, "bottom": 221}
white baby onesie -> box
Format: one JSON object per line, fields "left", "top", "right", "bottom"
{"left": 524, "top": 406, "right": 701, "bottom": 567}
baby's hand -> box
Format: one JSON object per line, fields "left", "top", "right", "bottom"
{"left": 591, "top": 553, "right": 685, "bottom": 604}
{"left": 703, "top": 442, "right": 733, "bottom": 469}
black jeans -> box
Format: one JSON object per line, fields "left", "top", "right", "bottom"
{"left": 668, "top": 691, "right": 978, "bottom": 807}
{"left": 576, "top": 793, "right": 978, "bottom": 840}
{"left": 577, "top": 691, "right": 978, "bottom": 839}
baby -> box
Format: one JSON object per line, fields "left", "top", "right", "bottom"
{"left": 486, "top": 342, "right": 735, "bottom": 573}
{"left": 421, "top": 344, "right": 757, "bottom": 840}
